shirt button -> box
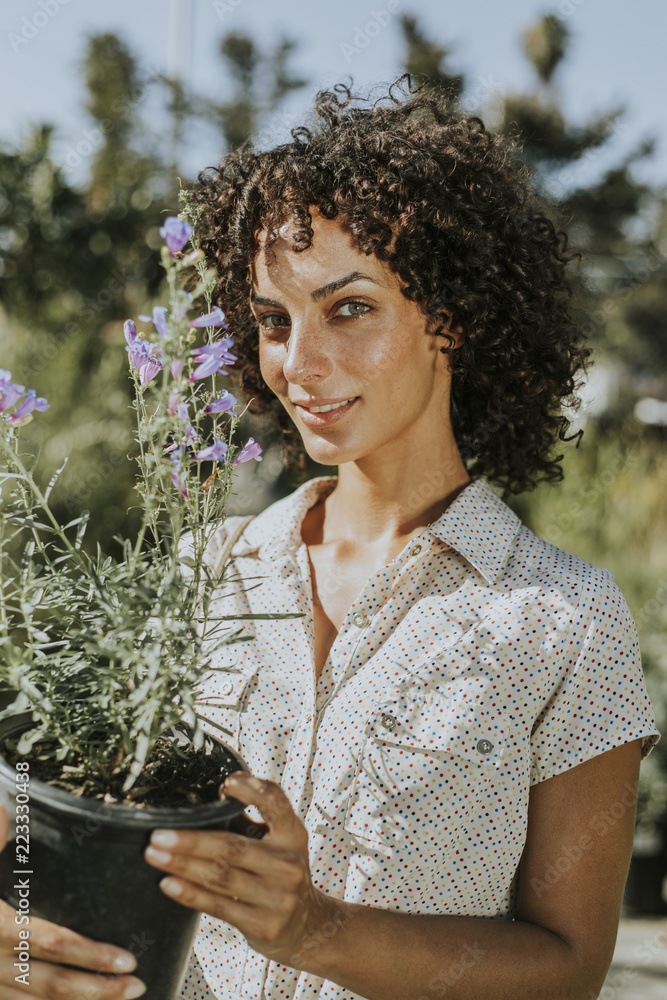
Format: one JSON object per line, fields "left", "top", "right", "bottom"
{"left": 220, "top": 679, "right": 234, "bottom": 696}
{"left": 352, "top": 613, "right": 370, "bottom": 628}
{"left": 409, "top": 543, "right": 422, "bottom": 557}
{"left": 380, "top": 714, "right": 397, "bottom": 731}
{"left": 477, "top": 739, "right": 494, "bottom": 755}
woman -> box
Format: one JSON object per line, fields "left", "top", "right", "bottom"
{"left": 161, "top": 75, "right": 659, "bottom": 1000}
{"left": 0, "top": 76, "right": 660, "bottom": 1000}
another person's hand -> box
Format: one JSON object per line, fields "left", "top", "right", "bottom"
{"left": 144, "top": 772, "right": 341, "bottom": 971}
{"left": 0, "top": 803, "right": 146, "bottom": 999}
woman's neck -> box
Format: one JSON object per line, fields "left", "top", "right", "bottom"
{"left": 307, "top": 457, "right": 471, "bottom": 549}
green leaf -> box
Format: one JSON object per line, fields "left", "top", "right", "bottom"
{"left": 43, "top": 458, "right": 68, "bottom": 502}
{"left": 193, "top": 711, "right": 234, "bottom": 738}
{"left": 17, "top": 725, "right": 48, "bottom": 755}
{"left": 205, "top": 612, "right": 305, "bottom": 621}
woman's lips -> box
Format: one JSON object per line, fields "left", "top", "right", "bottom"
{"left": 294, "top": 397, "right": 358, "bottom": 427}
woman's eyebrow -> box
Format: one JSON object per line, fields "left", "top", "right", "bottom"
{"left": 250, "top": 271, "right": 382, "bottom": 309}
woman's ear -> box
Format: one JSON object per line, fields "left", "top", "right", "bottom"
{"left": 427, "top": 313, "right": 464, "bottom": 350}
{"left": 442, "top": 322, "right": 464, "bottom": 350}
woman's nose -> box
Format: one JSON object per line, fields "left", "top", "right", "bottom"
{"left": 282, "top": 320, "right": 333, "bottom": 384}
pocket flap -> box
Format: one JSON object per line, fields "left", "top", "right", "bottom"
{"left": 365, "top": 687, "right": 523, "bottom": 773}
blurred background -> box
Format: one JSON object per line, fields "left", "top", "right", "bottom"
{"left": 1, "top": 0, "right": 666, "bottom": 942}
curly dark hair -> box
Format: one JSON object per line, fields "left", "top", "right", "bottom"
{"left": 190, "top": 73, "right": 592, "bottom": 495}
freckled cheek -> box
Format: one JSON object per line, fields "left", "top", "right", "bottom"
{"left": 353, "top": 336, "right": 421, "bottom": 390}
{"left": 258, "top": 344, "right": 286, "bottom": 394}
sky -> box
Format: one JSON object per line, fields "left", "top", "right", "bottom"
{"left": 1, "top": 0, "right": 667, "bottom": 197}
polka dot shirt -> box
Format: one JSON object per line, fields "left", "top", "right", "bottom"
{"left": 180, "top": 475, "right": 660, "bottom": 1000}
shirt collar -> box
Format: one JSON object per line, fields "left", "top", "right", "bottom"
{"left": 234, "top": 475, "right": 522, "bottom": 587}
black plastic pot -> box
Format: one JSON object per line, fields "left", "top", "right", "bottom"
{"left": 0, "top": 710, "right": 252, "bottom": 1000}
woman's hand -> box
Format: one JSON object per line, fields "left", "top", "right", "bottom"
{"left": 144, "top": 772, "right": 336, "bottom": 970}
{"left": 0, "top": 804, "right": 146, "bottom": 999}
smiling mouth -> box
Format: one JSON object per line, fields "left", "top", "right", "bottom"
{"left": 297, "top": 398, "right": 357, "bottom": 413}
{"left": 294, "top": 396, "right": 359, "bottom": 425}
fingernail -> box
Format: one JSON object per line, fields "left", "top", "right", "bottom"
{"left": 145, "top": 845, "right": 171, "bottom": 864}
{"left": 161, "top": 877, "right": 183, "bottom": 895}
{"left": 112, "top": 953, "right": 136, "bottom": 973}
{"left": 124, "top": 980, "right": 147, "bottom": 999}
{"left": 151, "top": 829, "right": 179, "bottom": 848}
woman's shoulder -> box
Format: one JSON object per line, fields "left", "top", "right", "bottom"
{"left": 505, "top": 520, "right": 621, "bottom": 609}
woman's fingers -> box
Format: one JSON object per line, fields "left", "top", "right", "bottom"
{"left": 0, "top": 902, "right": 137, "bottom": 975}
{"left": 0, "top": 811, "right": 144, "bottom": 999}
{"left": 0, "top": 900, "right": 145, "bottom": 999}
{"left": 0, "top": 953, "right": 145, "bottom": 998}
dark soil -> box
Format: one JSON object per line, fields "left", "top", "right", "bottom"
{"left": 1, "top": 728, "right": 240, "bottom": 809}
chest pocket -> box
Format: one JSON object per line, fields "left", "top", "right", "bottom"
{"left": 195, "top": 661, "right": 259, "bottom": 752}
{"left": 342, "top": 684, "right": 526, "bottom": 852}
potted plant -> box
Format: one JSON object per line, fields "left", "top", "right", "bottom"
{"left": 0, "top": 202, "right": 294, "bottom": 998}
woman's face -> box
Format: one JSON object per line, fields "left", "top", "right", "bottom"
{"left": 251, "top": 207, "right": 462, "bottom": 471}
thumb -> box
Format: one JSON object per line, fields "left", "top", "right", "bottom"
{"left": 219, "top": 782, "right": 268, "bottom": 839}
{"left": 220, "top": 772, "right": 298, "bottom": 844}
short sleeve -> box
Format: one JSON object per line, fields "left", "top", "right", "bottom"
{"left": 530, "top": 565, "right": 661, "bottom": 785}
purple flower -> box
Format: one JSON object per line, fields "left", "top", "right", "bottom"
{"left": 189, "top": 306, "right": 228, "bottom": 329}
{"left": 194, "top": 438, "right": 229, "bottom": 462}
{"left": 140, "top": 358, "right": 163, "bottom": 386}
{"left": 170, "top": 358, "right": 185, "bottom": 380}
{"left": 126, "top": 337, "right": 164, "bottom": 385}
{"left": 234, "top": 437, "right": 262, "bottom": 466}
{"left": 127, "top": 337, "right": 150, "bottom": 369}
{"left": 175, "top": 402, "right": 198, "bottom": 444}
{"left": 168, "top": 447, "right": 188, "bottom": 498}
{"left": 204, "top": 390, "right": 237, "bottom": 414}
{"left": 7, "top": 389, "right": 49, "bottom": 426}
{"left": 124, "top": 320, "right": 137, "bottom": 345}
{"left": 159, "top": 217, "right": 193, "bottom": 255}
{"left": 189, "top": 338, "right": 237, "bottom": 381}
{"left": 167, "top": 391, "right": 181, "bottom": 415}
{"left": 138, "top": 306, "right": 169, "bottom": 338}
{"left": 0, "top": 370, "right": 26, "bottom": 413}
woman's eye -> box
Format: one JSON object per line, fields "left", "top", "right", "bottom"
{"left": 258, "top": 314, "right": 288, "bottom": 331}
{"left": 257, "top": 300, "right": 371, "bottom": 331}
{"left": 337, "top": 301, "right": 371, "bottom": 318}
